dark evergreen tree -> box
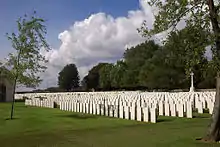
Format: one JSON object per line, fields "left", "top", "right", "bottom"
{"left": 58, "top": 64, "right": 80, "bottom": 91}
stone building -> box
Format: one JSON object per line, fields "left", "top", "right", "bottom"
{"left": 0, "top": 67, "right": 14, "bottom": 102}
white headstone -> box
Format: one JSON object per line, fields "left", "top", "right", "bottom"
{"left": 136, "top": 107, "right": 142, "bottom": 121}
{"left": 159, "top": 101, "right": 164, "bottom": 116}
{"left": 165, "top": 102, "right": 170, "bottom": 116}
{"left": 124, "top": 106, "right": 129, "bottom": 119}
{"left": 130, "top": 106, "right": 135, "bottom": 120}
{"left": 119, "top": 106, "right": 124, "bottom": 119}
{"left": 150, "top": 108, "right": 156, "bottom": 123}
{"left": 143, "top": 107, "right": 149, "bottom": 122}
{"left": 186, "top": 102, "right": 193, "bottom": 118}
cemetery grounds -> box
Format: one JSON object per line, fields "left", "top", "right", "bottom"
{"left": 1, "top": 102, "right": 220, "bottom": 147}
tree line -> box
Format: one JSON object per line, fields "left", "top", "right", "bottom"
{"left": 57, "top": 25, "right": 216, "bottom": 92}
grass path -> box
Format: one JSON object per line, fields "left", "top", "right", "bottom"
{"left": 0, "top": 102, "right": 220, "bottom": 147}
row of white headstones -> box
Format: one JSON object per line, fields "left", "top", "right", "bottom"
{"left": 20, "top": 91, "right": 215, "bottom": 123}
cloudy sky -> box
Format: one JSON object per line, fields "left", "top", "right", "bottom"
{"left": 0, "top": 0, "right": 159, "bottom": 90}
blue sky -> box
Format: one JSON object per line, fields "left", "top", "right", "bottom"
{"left": 0, "top": 0, "right": 151, "bottom": 90}
{"left": 0, "top": 0, "right": 140, "bottom": 57}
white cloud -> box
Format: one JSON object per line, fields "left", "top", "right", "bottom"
{"left": 4, "top": 0, "right": 210, "bottom": 91}
{"left": 37, "top": 0, "right": 157, "bottom": 89}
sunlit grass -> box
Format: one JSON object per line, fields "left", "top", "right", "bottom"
{"left": 0, "top": 102, "right": 219, "bottom": 147}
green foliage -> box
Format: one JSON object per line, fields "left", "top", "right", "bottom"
{"left": 6, "top": 12, "right": 50, "bottom": 88}
{"left": 197, "top": 60, "right": 217, "bottom": 88}
{"left": 58, "top": 64, "right": 80, "bottom": 91}
{"left": 139, "top": 0, "right": 219, "bottom": 71}
{"left": 99, "top": 63, "right": 113, "bottom": 90}
{"left": 123, "top": 40, "right": 161, "bottom": 88}
{"left": 0, "top": 66, "right": 14, "bottom": 84}
{"left": 110, "top": 61, "right": 127, "bottom": 88}
{"left": 139, "top": 0, "right": 211, "bottom": 36}
{"left": 82, "top": 63, "right": 109, "bottom": 90}
{"left": 81, "top": 75, "right": 89, "bottom": 90}
{"left": 164, "top": 24, "right": 210, "bottom": 77}
{"left": 5, "top": 12, "right": 51, "bottom": 119}
{"left": 84, "top": 27, "right": 216, "bottom": 91}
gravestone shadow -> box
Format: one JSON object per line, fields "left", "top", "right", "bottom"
{"left": 59, "top": 113, "right": 97, "bottom": 119}
{"left": 193, "top": 115, "right": 210, "bottom": 119}
{"left": 157, "top": 117, "right": 174, "bottom": 123}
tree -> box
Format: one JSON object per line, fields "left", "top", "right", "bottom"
{"left": 85, "top": 63, "right": 109, "bottom": 90}
{"left": 139, "top": 0, "right": 220, "bottom": 142}
{"left": 138, "top": 48, "right": 170, "bottom": 90}
{"left": 123, "top": 40, "right": 161, "bottom": 88}
{"left": 163, "top": 25, "right": 210, "bottom": 89}
{"left": 110, "top": 61, "right": 128, "bottom": 89}
{"left": 81, "top": 75, "right": 89, "bottom": 91}
{"left": 99, "top": 63, "right": 113, "bottom": 90}
{"left": 58, "top": 64, "right": 80, "bottom": 91}
{"left": 6, "top": 12, "right": 50, "bottom": 119}
{"left": 197, "top": 61, "right": 216, "bottom": 89}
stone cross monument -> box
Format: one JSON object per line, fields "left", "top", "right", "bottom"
{"left": 189, "top": 72, "right": 195, "bottom": 92}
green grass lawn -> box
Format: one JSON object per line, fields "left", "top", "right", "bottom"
{"left": 0, "top": 102, "right": 220, "bottom": 147}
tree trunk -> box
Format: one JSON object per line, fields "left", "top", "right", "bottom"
{"left": 10, "top": 91, "right": 15, "bottom": 119}
{"left": 10, "top": 78, "right": 17, "bottom": 120}
{"left": 202, "top": 0, "right": 220, "bottom": 142}
{"left": 204, "top": 72, "right": 220, "bottom": 142}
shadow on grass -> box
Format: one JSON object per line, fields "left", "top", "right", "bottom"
{"left": 5, "top": 117, "right": 20, "bottom": 120}
{"left": 65, "top": 123, "right": 151, "bottom": 134}
{"left": 157, "top": 118, "right": 174, "bottom": 123}
{"left": 59, "top": 113, "right": 97, "bottom": 119}
{"left": 193, "top": 115, "right": 210, "bottom": 119}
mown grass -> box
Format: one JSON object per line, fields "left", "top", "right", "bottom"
{"left": 0, "top": 102, "right": 219, "bottom": 147}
